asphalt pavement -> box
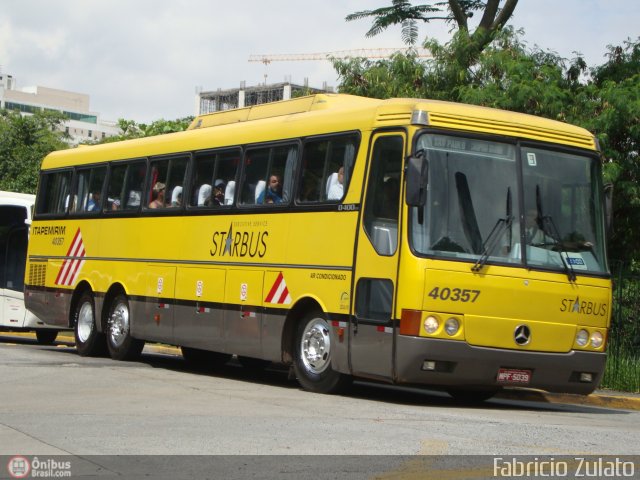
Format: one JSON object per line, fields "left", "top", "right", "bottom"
{"left": 5, "top": 330, "right": 639, "bottom": 411}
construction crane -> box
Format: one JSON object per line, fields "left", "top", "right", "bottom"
{"left": 248, "top": 48, "right": 432, "bottom": 65}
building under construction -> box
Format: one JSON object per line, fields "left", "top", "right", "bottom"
{"left": 196, "top": 81, "right": 330, "bottom": 115}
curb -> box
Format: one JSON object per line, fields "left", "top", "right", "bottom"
{"left": 496, "top": 389, "right": 640, "bottom": 411}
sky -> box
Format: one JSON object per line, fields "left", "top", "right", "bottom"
{"left": 1, "top": 0, "right": 638, "bottom": 124}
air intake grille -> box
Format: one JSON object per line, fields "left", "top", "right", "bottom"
{"left": 29, "top": 263, "right": 47, "bottom": 286}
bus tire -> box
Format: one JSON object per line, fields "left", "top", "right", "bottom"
{"left": 35, "top": 329, "right": 58, "bottom": 345}
{"left": 293, "top": 311, "right": 351, "bottom": 394}
{"left": 181, "top": 347, "right": 230, "bottom": 370}
{"left": 106, "top": 293, "right": 144, "bottom": 361}
{"left": 74, "top": 291, "right": 107, "bottom": 357}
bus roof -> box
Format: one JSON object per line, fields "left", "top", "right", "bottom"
{"left": 40, "top": 94, "right": 597, "bottom": 170}
{"left": 0, "top": 190, "right": 35, "bottom": 206}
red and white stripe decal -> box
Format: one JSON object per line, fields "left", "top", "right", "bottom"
{"left": 54, "top": 228, "right": 86, "bottom": 286}
{"left": 376, "top": 326, "right": 393, "bottom": 334}
{"left": 264, "top": 272, "right": 292, "bottom": 305}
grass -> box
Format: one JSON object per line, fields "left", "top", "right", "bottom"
{"left": 600, "top": 347, "right": 640, "bottom": 393}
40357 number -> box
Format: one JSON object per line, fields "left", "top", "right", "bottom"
{"left": 427, "top": 287, "right": 481, "bottom": 303}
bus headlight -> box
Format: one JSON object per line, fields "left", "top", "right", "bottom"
{"left": 424, "top": 316, "right": 439, "bottom": 334}
{"left": 590, "top": 331, "right": 604, "bottom": 348}
{"left": 444, "top": 317, "right": 460, "bottom": 336}
{"left": 576, "top": 329, "right": 589, "bottom": 347}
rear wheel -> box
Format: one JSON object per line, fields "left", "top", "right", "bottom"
{"left": 106, "top": 293, "right": 144, "bottom": 361}
{"left": 35, "top": 329, "right": 58, "bottom": 345}
{"left": 293, "top": 311, "right": 351, "bottom": 393}
{"left": 74, "top": 291, "right": 106, "bottom": 356}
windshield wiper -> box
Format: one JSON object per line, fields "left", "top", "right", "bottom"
{"left": 472, "top": 188, "right": 513, "bottom": 273}
{"left": 536, "top": 185, "right": 576, "bottom": 282}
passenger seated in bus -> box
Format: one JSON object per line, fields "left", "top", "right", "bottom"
{"left": 170, "top": 186, "right": 183, "bottom": 207}
{"left": 149, "top": 182, "right": 166, "bottom": 209}
{"left": 327, "top": 167, "right": 344, "bottom": 200}
{"left": 87, "top": 191, "right": 101, "bottom": 211}
{"left": 257, "top": 174, "right": 283, "bottom": 204}
{"left": 211, "top": 179, "right": 225, "bottom": 205}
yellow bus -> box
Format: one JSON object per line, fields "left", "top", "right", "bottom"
{"left": 25, "top": 94, "right": 611, "bottom": 400}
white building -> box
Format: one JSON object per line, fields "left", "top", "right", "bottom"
{"left": 0, "top": 73, "right": 120, "bottom": 145}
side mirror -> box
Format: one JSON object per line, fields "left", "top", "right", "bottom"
{"left": 604, "top": 182, "right": 613, "bottom": 233}
{"left": 406, "top": 154, "right": 428, "bottom": 207}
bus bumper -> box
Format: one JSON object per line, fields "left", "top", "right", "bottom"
{"left": 395, "top": 336, "right": 606, "bottom": 395}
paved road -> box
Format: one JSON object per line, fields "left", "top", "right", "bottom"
{"left": 1, "top": 333, "right": 639, "bottom": 479}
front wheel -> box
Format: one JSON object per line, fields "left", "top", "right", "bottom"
{"left": 106, "top": 293, "right": 144, "bottom": 361}
{"left": 35, "top": 329, "right": 58, "bottom": 345}
{"left": 293, "top": 312, "right": 351, "bottom": 394}
{"left": 74, "top": 291, "right": 107, "bottom": 356}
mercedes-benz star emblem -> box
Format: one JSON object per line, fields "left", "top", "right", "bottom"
{"left": 514, "top": 325, "right": 531, "bottom": 346}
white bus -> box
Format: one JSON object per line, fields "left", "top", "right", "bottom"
{"left": 1, "top": 190, "right": 63, "bottom": 344}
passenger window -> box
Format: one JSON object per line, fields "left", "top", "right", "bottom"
{"left": 36, "top": 170, "right": 73, "bottom": 215}
{"left": 73, "top": 166, "right": 106, "bottom": 214}
{"left": 240, "top": 145, "right": 297, "bottom": 206}
{"left": 298, "top": 135, "right": 357, "bottom": 203}
{"left": 105, "top": 160, "right": 146, "bottom": 212}
{"left": 147, "top": 156, "right": 188, "bottom": 209}
{"left": 190, "top": 150, "right": 240, "bottom": 207}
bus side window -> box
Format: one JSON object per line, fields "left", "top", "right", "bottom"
{"left": 298, "top": 134, "right": 358, "bottom": 204}
{"left": 190, "top": 149, "right": 239, "bottom": 207}
{"left": 74, "top": 166, "right": 106, "bottom": 214}
{"left": 240, "top": 149, "right": 269, "bottom": 205}
{"left": 36, "top": 170, "right": 73, "bottom": 215}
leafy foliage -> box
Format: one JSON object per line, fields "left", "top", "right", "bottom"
{"left": 94, "top": 117, "right": 194, "bottom": 144}
{"left": 346, "top": 0, "right": 518, "bottom": 66}
{"left": 0, "top": 109, "right": 68, "bottom": 194}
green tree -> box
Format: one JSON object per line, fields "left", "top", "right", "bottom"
{"left": 95, "top": 117, "right": 193, "bottom": 144}
{"left": 581, "top": 40, "right": 640, "bottom": 261}
{"left": 0, "top": 109, "right": 68, "bottom": 193}
{"left": 346, "top": 0, "right": 518, "bottom": 67}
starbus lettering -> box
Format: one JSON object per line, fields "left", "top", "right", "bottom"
{"left": 210, "top": 224, "right": 268, "bottom": 258}
{"left": 559, "top": 297, "right": 608, "bottom": 317}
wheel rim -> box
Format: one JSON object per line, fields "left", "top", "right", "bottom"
{"left": 300, "top": 317, "right": 331, "bottom": 374}
{"left": 108, "top": 300, "right": 130, "bottom": 348}
{"left": 77, "top": 302, "right": 94, "bottom": 343}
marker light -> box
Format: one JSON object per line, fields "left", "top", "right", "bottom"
{"left": 576, "top": 329, "right": 589, "bottom": 347}
{"left": 444, "top": 317, "right": 460, "bottom": 336}
{"left": 424, "top": 316, "right": 439, "bottom": 334}
{"left": 590, "top": 331, "right": 604, "bottom": 348}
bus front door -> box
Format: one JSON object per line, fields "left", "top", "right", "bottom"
{"left": 350, "top": 132, "right": 404, "bottom": 380}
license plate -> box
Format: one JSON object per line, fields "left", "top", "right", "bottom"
{"left": 497, "top": 368, "right": 532, "bottom": 384}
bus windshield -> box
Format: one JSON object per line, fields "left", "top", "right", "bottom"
{"left": 410, "top": 133, "right": 607, "bottom": 275}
